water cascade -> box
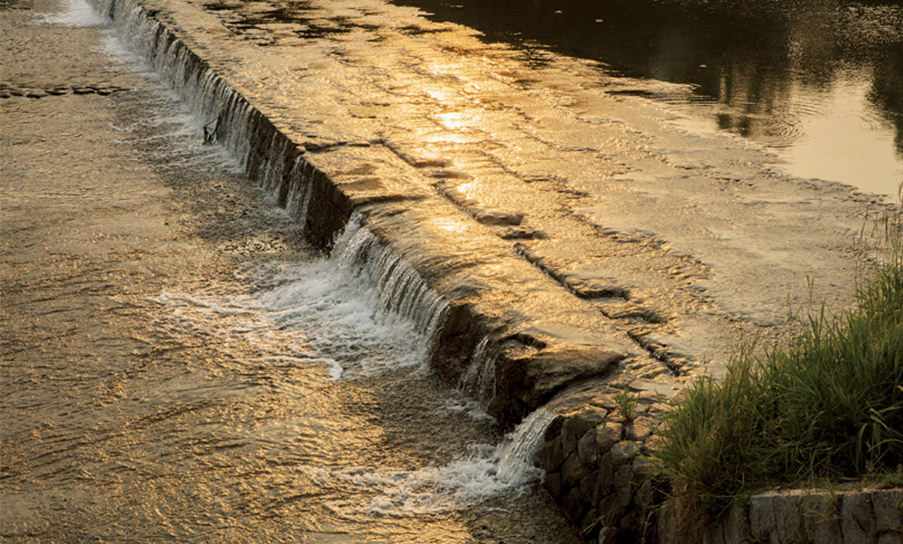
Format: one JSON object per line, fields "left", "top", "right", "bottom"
{"left": 334, "top": 217, "right": 450, "bottom": 359}
{"left": 494, "top": 408, "right": 558, "bottom": 485}
{"left": 92, "top": 0, "right": 345, "bottom": 245}
{"left": 80, "top": 0, "right": 568, "bottom": 529}
{"left": 458, "top": 337, "right": 498, "bottom": 406}
{"left": 302, "top": 408, "right": 559, "bottom": 516}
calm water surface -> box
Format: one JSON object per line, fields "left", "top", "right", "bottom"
{"left": 393, "top": 0, "right": 903, "bottom": 198}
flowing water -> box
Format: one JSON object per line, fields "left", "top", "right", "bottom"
{"left": 0, "top": 1, "right": 580, "bottom": 541}
{"left": 393, "top": 0, "right": 903, "bottom": 199}
{"left": 5, "top": 0, "right": 896, "bottom": 539}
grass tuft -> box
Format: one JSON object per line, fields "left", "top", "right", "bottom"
{"left": 653, "top": 209, "right": 903, "bottom": 525}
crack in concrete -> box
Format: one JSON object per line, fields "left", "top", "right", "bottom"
{"left": 513, "top": 242, "right": 632, "bottom": 301}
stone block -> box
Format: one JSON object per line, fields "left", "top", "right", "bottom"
{"left": 562, "top": 406, "right": 608, "bottom": 454}
{"left": 544, "top": 470, "right": 563, "bottom": 500}
{"left": 800, "top": 493, "right": 842, "bottom": 544}
{"left": 564, "top": 486, "right": 588, "bottom": 522}
{"left": 562, "top": 451, "right": 583, "bottom": 487}
{"left": 841, "top": 492, "right": 875, "bottom": 544}
{"left": 634, "top": 480, "right": 655, "bottom": 512}
{"left": 580, "top": 469, "right": 599, "bottom": 500}
{"left": 749, "top": 494, "right": 777, "bottom": 542}
{"left": 597, "top": 493, "right": 623, "bottom": 527}
{"left": 593, "top": 454, "right": 615, "bottom": 503}
{"left": 722, "top": 504, "right": 749, "bottom": 543}
{"left": 631, "top": 455, "right": 657, "bottom": 483}
{"left": 871, "top": 490, "right": 902, "bottom": 533}
{"left": 578, "top": 429, "right": 599, "bottom": 468}
{"left": 609, "top": 440, "right": 641, "bottom": 467}
{"left": 771, "top": 493, "right": 803, "bottom": 543}
{"left": 541, "top": 434, "right": 564, "bottom": 471}
{"left": 626, "top": 416, "right": 656, "bottom": 442}
{"left": 614, "top": 463, "right": 634, "bottom": 511}
{"left": 595, "top": 422, "right": 622, "bottom": 453}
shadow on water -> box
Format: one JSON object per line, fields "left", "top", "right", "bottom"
{"left": 392, "top": 0, "right": 903, "bottom": 195}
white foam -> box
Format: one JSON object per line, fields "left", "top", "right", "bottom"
{"left": 40, "top": 0, "right": 106, "bottom": 27}
{"left": 302, "top": 409, "right": 556, "bottom": 517}
{"left": 438, "top": 395, "right": 494, "bottom": 422}
{"left": 157, "top": 256, "right": 429, "bottom": 379}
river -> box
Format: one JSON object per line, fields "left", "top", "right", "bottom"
{"left": 0, "top": 1, "right": 581, "bottom": 541}
{"left": 392, "top": 0, "right": 903, "bottom": 199}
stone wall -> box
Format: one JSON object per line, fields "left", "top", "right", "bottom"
{"left": 539, "top": 385, "right": 903, "bottom": 544}
{"left": 539, "top": 381, "right": 670, "bottom": 543}
{"left": 658, "top": 488, "right": 903, "bottom": 544}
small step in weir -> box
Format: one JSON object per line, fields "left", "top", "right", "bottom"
{"left": 458, "top": 337, "right": 497, "bottom": 406}
{"left": 334, "top": 216, "right": 450, "bottom": 359}
{"left": 95, "top": 0, "right": 352, "bottom": 246}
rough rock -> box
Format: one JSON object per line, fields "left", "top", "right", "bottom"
{"left": 609, "top": 440, "right": 641, "bottom": 467}
{"left": 842, "top": 493, "right": 875, "bottom": 544}
{"left": 577, "top": 429, "right": 599, "bottom": 468}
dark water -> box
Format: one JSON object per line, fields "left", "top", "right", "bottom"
{"left": 392, "top": 0, "right": 903, "bottom": 197}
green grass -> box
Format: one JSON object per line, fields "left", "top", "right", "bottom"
{"left": 652, "top": 213, "right": 903, "bottom": 524}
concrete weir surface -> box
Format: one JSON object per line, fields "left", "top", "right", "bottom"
{"left": 1, "top": 0, "right": 899, "bottom": 542}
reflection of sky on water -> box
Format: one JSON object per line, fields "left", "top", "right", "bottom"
{"left": 392, "top": 0, "right": 903, "bottom": 198}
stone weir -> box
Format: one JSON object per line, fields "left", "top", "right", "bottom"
{"left": 89, "top": 0, "right": 896, "bottom": 541}
{"left": 93, "top": 0, "right": 657, "bottom": 424}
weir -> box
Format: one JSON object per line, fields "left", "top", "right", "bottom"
{"left": 73, "top": 0, "right": 896, "bottom": 541}
{"left": 88, "top": 0, "right": 647, "bottom": 428}
{"left": 334, "top": 217, "right": 450, "bottom": 357}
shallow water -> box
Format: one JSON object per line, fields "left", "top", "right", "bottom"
{"left": 393, "top": 0, "right": 903, "bottom": 198}
{"left": 0, "top": 2, "right": 580, "bottom": 541}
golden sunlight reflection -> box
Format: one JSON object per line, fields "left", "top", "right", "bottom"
{"left": 434, "top": 111, "right": 478, "bottom": 131}
{"left": 454, "top": 181, "right": 479, "bottom": 198}
{"left": 429, "top": 216, "right": 470, "bottom": 235}
{"left": 422, "top": 86, "right": 459, "bottom": 104}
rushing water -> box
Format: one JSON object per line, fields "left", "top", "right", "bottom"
{"left": 392, "top": 0, "right": 903, "bottom": 198}
{"left": 0, "top": 1, "right": 581, "bottom": 541}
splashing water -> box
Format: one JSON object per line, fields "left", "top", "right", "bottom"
{"left": 303, "top": 408, "right": 558, "bottom": 517}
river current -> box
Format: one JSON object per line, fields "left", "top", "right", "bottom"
{"left": 0, "top": 1, "right": 580, "bottom": 541}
